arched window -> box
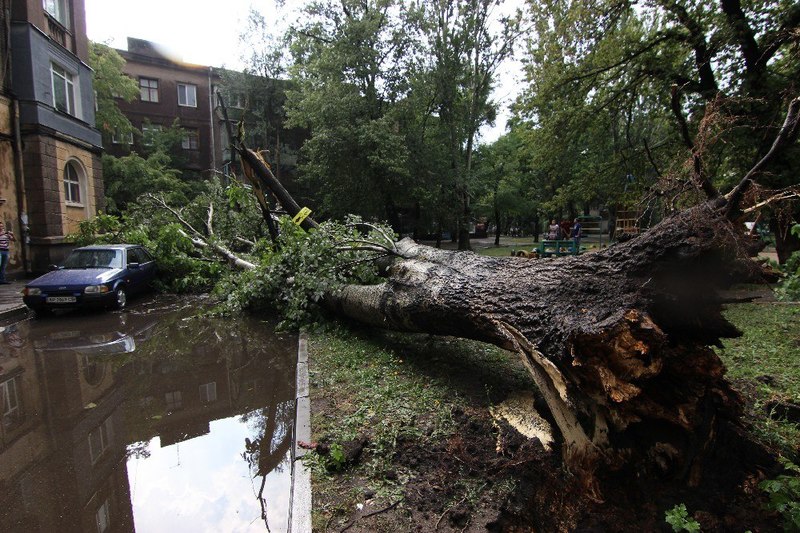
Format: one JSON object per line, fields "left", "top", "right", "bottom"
{"left": 64, "top": 160, "right": 82, "bottom": 204}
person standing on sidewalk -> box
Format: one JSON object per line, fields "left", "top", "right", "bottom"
{"left": 0, "top": 221, "right": 15, "bottom": 284}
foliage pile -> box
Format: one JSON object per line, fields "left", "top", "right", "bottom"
{"left": 71, "top": 181, "right": 393, "bottom": 327}
{"left": 215, "top": 215, "right": 390, "bottom": 328}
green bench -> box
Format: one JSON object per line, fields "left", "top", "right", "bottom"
{"left": 537, "top": 240, "right": 580, "bottom": 257}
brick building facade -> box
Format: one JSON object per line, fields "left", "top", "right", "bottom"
{"left": 106, "top": 37, "right": 222, "bottom": 176}
{"left": 4, "top": 0, "right": 104, "bottom": 274}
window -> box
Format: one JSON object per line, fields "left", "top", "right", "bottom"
{"left": 88, "top": 417, "right": 114, "bottom": 464}
{"left": 182, "top": 129, "right": 199, "bottom": 150}
{"left": 165, "top": 390, "right": 182, "bottom": 410}
{"left": 96, "top": 498, "right": 110, "bottom": 533}
{"left": 199, "top": 382, "right": 217, "bottom": 403}
{"left": 111, "top": 129, "right": 133, "bottom": 145}
{"left": 51, "top": 63, "right": 76, "bottom": 116}
{"left": 129, "top": 247, "right": 151, "bottom": 264}
{"left": 177, "top": 83, "right": 197, "bottom": 107}
{"left": 1, "top": 376, "right": 22, "bottom": 430}
{"left": 43, "top": 0, "right": 68, "bottom": 27}
{"left": 64, "top": 161, "right": 81, "bottom": 204}
{"left": 138, "top": 248, "right": 154, "bottom": 262}
{"left": 219, "top": 91, "right": 245, "bottom": 108}
{"left": 139, "top": 78, "right": 158, "bottom": 102}
{"left": 141, "top": 123, "right": 162, "bottom": 145}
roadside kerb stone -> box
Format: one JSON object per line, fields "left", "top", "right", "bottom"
{"left": 290, "top": 331, "right": 312, "bottom": 533}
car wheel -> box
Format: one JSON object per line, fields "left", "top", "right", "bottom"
{"left": 113, "top": 287, "right": 127, "bottom": 310}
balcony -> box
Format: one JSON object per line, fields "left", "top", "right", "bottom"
{"left": 45, "top": 13, "right": 71, "bottom": 50}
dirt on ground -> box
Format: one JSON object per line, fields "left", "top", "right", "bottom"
{"left": 313, "top": 411, "right": 781, "bottom": 531}
{"left": 309, "top": 326, "right": 785, "bottom": 532}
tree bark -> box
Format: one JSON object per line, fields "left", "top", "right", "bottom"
{"left": 325, "top": 200, "right": 766, "bottom": 488}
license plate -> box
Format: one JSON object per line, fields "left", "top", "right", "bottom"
{"left": 46, "top": 296, "right": 76, "bottom": 303}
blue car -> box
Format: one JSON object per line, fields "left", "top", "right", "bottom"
{"left": 22, "top": 245, "right": 157, "bottom": 313}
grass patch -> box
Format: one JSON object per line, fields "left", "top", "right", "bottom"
{"left": 307, "top": 323, "right": 532, "bottom": 530}
{"left": 718, "top": 302, "right": 800, "bottom": 455}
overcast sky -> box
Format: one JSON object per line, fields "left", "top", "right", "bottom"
{"left": 85, "top": 0, "right": 274, "bottom": 69}
{"left": 84, "top": 0, "right": 523, "bottom": 143}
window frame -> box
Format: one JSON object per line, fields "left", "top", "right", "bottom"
{"left": 177, "top": 83, "right": 197, "bottom": 107}
{"left": 43, "top": 0, "right": 69, "bottom": 28}
{"left": 165, "top": 390, "right": 182, "bottom": 410}
{"left": 88, "top": 417, "right": 113, "bottom": 464}
{"left": 51, "top": 62, "right": 76, "bottom": 116}
{"left": 111, "top": 129, "right": 133, "bottom": 145}
{"left": 141, "top": 123, "right": 162, "bottom": 146}
{"left": 63, "top": 160, "right": 82, "bottom": 205}
{"left": 181, "top": 128, "right": 200, "bottom": 150}
{"left": 139, "top": 77, "right": 159, "bottom": 103}
{"left": 199, "top": 382, "right": 217, "bottom": 403}
{"left": 1, "top": 376, "right": 21, "bottom": 429}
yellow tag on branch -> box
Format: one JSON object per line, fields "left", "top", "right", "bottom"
{"left": 293, "top": 207, "right": 312, "bottom": 225}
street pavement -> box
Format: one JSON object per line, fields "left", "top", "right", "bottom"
{"left": 0, "top": 280, "right": 28, "bottom": 321}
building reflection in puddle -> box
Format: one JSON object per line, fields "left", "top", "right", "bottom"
{"left": 0, "top": 297, "right": 297, "bottom": 532}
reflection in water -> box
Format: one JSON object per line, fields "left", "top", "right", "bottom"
{"left": 0, "top": 297, "right": 297, "bottom": 532}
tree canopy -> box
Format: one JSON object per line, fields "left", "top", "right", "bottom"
{"left": 90, "top": 42, "right": 139, "bottom": 140}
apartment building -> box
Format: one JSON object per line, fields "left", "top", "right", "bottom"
{"left": 106, "top": 37, "right": 221, "bottom": 177}
{"left": 3, "top": 0, "right": 104, "bottom": 274}
{"left": 109, "top": 37, "right": 309, "bottom": 190}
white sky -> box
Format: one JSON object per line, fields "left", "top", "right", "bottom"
{"left": 85, "top": 0, "right": 271, "bottom": 69}
{"left": 84, "top": 0, "right": 522, "bottom": 143}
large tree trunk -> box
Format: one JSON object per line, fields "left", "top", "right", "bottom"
{"left": 229, "top": 97, "right": 797, "bottom": 493}
{"left": 325, "top": 199, "right": 766, "bottom": 490}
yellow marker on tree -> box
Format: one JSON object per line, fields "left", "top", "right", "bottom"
{"left": 293, "top": 207, "right": 312, "bottom": 225}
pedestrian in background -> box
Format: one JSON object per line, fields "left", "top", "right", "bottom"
{"left": 0, "top": 221, "right": 16, "bottom": 284}
{"left": 571, "top": 218, "right": 583, "bottom": 250}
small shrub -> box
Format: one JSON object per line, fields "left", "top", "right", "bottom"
{"left": 327, "top": 443, "right": 347, "bottom": 471}
{"left": 760, "top": 458, "right": 800, "bottom": 531}
{"left": 665, "top": 503, "right": 701, "bottom": 532}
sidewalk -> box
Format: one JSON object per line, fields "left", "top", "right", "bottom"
{"left": 0, "top": 280, "right": 29, "bottom": 321}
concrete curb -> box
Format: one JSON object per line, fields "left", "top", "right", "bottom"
{"left": 290, "top": 332, "right": 312, "bottom": 533}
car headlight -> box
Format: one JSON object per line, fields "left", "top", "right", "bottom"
{"left": 84, "top": 285, "right": 111, "bottom": 294}
{"left": 24, "top": 287, "right": 41, "bottom": 296}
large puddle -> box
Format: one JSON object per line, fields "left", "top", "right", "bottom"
{"left": 0, "top": 296, "right": 297, "bottom": 532}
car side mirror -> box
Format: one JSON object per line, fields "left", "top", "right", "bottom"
{"left": 48, "top": 264, "right": 60, "bottom": 271}
{"left": 128, "top": 262, "right": 140, "bottom": 269}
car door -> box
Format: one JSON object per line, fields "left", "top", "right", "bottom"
{"left": 125, "top": 248, "right": 149, "bottom": 293}
{"left": 133, "top": 247, "right": 157, "bottom": 291}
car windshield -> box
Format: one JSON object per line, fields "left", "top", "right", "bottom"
{"left": 63, "top": 249, "right": 123, "bottom": 269}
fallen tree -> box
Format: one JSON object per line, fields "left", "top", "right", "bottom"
{"left": 176, "top": 96, "right": 798, "bottom": 493}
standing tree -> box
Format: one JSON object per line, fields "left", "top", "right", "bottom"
{"left": 472, "top": 131, "right": 538, "bottom": 244}
{"left": 422, "top": 0, "right": 520, "bottom": 250}
{"left": 284, "top": 0, "right": 417, "bottom": 225}
{"left": 89, "top": 42, "right": 139, "bottom": 143}
{"left": 517, "top": 0, "right": 800, "bottom": 260}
